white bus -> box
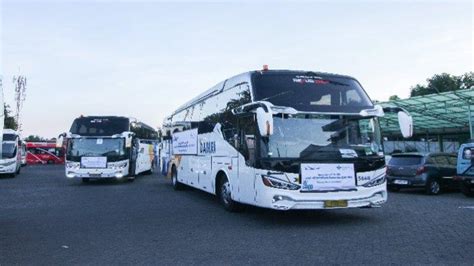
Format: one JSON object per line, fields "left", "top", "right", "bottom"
{"left": 0, "top": 129, "right": 22, "bottom": 177}
{"left": 58, "top": 116, "right": 159, "bottom": 183}
{"left": 162, "top": 68, "right": 413, "bottom": 211}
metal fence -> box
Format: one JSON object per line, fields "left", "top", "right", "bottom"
{"left": 383, "top": 140, "right": 460, "bottom": 154}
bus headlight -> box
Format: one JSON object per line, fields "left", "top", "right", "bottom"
{"left": 108, "top": 161, "right": 128, "bottom": 169}
{"left": 66, "top": 161, "right": 80, "bottom": 169}
{"left": 261, "top": 175, "right": 300, "bottom": 190}
{"left": 362, "top": 174, "right": 386, "bottom": 187}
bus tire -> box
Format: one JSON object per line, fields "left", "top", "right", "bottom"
{"left": 82, "top": 178, "right": 90, "bottom": 183}
{"left": 217, "top": 175, "right": 243, "bottom": 212}
{"left": 171, "top": 166, "right": 184, "bottom": 190}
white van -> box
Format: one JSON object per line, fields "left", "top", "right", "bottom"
{"left": 0, "top": 129, "right": 22, "bottom": 177}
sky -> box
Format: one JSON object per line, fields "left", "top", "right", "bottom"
{"left": 1, "top": 0, "right": 472, "bottom": 138}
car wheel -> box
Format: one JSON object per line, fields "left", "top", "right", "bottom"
{"left": 388, "top": 185, "right": 400, "bottom": 192}
{"left": 172, "top": 167, "right": 184, "bottom": 190}
{"left": 461, "top": 183, "right": 474, "bottom": 197}
{"left": 82, "top": 178, "right": 90, "bottom": 183}
{"left": 426, "top": 178, "right": 441, "bottom": 195}
{"left": 217, "top": 176, "right": 243, "bottom": 212}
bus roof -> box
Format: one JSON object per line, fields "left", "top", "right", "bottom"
{"left": 166, "top": 69, "right": 360, "bottom": 120}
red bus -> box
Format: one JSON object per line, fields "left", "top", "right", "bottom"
{"left": 26, "top": 142, "right": 65, "bottom": 165}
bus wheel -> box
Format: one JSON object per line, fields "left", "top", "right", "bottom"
{"left": 82, "top": 178, "right": 90, "bottom": 183}
{"left": 171, "top": 167, "right": 184, "bottom": 190}
{"left": 217, "top": 176, "right": 243, "bottom": 212}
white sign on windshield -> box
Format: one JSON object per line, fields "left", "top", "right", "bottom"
{"left": 172, "top": 129, "right": 198, "bottom": 155}
{"left": 301, "top": 163, "right": 355, "bottom": 191}
{"left": 81, "top": 157, "right": 107, "bottom": 168}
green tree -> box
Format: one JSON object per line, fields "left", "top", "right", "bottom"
{"left": 389, "top": 95, "right": 400, "bottom": 101}
{"left": 460, "top": 72, "right": 474, "bottom": 89}
{"left": 4, "top": 104, "right": 18, "bottom": 130}
{"left": 24, "top": 135, "right": 48, "bottom": 142}
{"left": 410, "top": 72, "right": 472, "bottom": 97}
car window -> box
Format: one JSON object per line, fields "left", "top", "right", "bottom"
{"left": 447, "top": 155, "right": 457, "bottom": 166}
{"left": 434, "top": 155, "right": 449, "bottom": 166}
{"left": 389, "top": 156, "right": 423, "bottom": 166}
{"left": 425, "top": 156, "right": 435, "bottom": 164}
{"left": 463, "top": 147, "right": 473, "bottom": 160}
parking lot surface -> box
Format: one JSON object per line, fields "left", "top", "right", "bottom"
{"left": 1, "top": 165, "right": 473, "bottom": 265}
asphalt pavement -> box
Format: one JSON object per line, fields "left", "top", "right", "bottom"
{"left": 1, "top": 165, "right": 473, "bottom": 265}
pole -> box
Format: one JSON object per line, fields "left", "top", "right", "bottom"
{"left": 469, "top": 104, "right": 473, "bottom": 140}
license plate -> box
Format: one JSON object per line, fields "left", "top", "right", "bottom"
{"left": 324, "top": 200, "right": 348, "bottom": 208}
{"left": 394, "top": 179, "right": 409, "bottom": 185}
{"left": 89, "top": 173, "right": 101, "bottom": 178}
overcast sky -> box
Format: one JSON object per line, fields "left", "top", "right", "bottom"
{"left": 1, "top": 0, "right": 472, "bottom": 138}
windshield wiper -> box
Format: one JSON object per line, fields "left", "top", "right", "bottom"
{"left": 261, "top": 90, "right": 294, "bottom": 102}
{"left": 102, "top": 151, "right": 119, "bottom": 156}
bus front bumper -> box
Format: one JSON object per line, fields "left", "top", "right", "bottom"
{"left": 257, "top": 183, "right": 387, "bottom": 210}
{"left": 65, "top": 160, "right": 129, "bottom": 179}
{"left": 0, "top": 164, "right": 17, "bottom": 174}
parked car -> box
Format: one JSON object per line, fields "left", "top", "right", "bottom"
{"left": 456, "top": 143, "right": 474, "bottom": 197}
{"left": 386, "top": 152, "right": 458, "bottom": 195}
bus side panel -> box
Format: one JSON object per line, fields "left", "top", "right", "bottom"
{"left": 237, "top": 155, "right": 256, "bottom": 205}
{"left": 136, "top": 142, "right": 153, "bottom": 174}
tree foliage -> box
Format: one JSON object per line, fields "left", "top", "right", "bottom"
{"left": 410, "top": 72, "right": 474, "bottom": 97}
{"left": 4, "top": 104, "right": 18, "bottom": 130}
{"left": 24, "top": 135, "right": 49, "bottom": 142}
{"left": 389, "top": 95, "right": 400, "bottom": 101}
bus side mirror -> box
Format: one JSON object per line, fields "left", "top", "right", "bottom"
{"left": 125, "top": 134, "right": 133, "bottom": 148}
{"left": 398, "top": 111, "right": 413, "bottom": 138}
{"left": 56, "top": 133, "right": 65, "bottom": 148}
{"left": 382, "top": 106, "right": 413, "bottom": 139}
{"left": 256, "top": 107, "right": 273, "bottom": 137}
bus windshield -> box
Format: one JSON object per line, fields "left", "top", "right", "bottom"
{"left": 265, "top": 115, "right": 382, "bottom": 159}
{"left": 69, "top": 117, "right": 129, "bottom": 136}
{"left": 67, "top": 138, "right": 126, "bottom": 160}
{"left": 252, "top": 73, "right": 373, "bottom": 113}
{"left": 2, "top": 143, "right": 17, "bottom": 159}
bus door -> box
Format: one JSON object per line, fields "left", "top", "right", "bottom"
{"left": 236, "top": 116, "right": 258, "bottom": 204}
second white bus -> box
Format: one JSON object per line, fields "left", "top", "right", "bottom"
{"left": 162, "top": 68, "right": 413, "bottom": 211}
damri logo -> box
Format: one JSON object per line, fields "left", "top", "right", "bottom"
{"left": 200, "top": 141, "right": 216, "bottom": 154}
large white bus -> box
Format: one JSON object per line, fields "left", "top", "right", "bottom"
{"left": 162, "top": 68, "right": 413, "bottom": 211}
{"left": 0, "top": 129, "right": 22, "bottom": 177}
{"left": 58, "top": 116, "right": 159, "bottom": 183}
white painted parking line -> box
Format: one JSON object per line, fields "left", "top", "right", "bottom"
{"left": 458, "top": 206, "right": 474, "bottom": 210}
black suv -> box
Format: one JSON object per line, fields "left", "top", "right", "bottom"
{"left": 386, "top": 153, "right": 458, "bottom": 195}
